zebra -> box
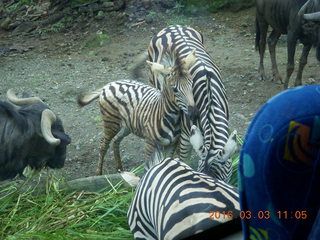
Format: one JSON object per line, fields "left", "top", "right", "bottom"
{"left": 140, "top": 25, "right": 237, "bottom": 182}
{"left": 77, "top": 54, "right": 197, "bottom": 175}
{"left": 124, "top": 139, "right": 240, "bottom": 240}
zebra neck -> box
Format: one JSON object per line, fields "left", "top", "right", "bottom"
{"left": 160, "top": 85, "right": 180, "bottom": 115}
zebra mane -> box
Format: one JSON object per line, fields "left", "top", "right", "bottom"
{"left": 159, "top": 44, "right": 186, "bottom": 74}
{"left": 174, "top": 54, "right": 188, "bottom": 76}
{"left": 160, "top": 50, "right": 176, "bottom": 68}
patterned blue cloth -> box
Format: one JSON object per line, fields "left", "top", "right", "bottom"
{"left": 239, "top": 85, "right": 320, "bottom": 240}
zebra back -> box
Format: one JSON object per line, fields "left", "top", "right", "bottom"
{"left": 147, "top": 25, "right": 232, "bottom": 181}
{"left": 127, "top": 157, "right": 240, "bottom": 240}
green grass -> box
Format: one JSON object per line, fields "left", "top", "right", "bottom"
{"left": 5, "top": 0, "right": 34, "bottom": 13}
{"left": 165, "top": 15, "right": 191, "bottom": 26}
{"left": 83, "top": 33, "right": 111, "bottom": 48}
{"left": 229, "top": 135, "right": 243, "bottom": 187}
{"left": 0, "top": 174, "right": 135, "bottom": 240}
{"left": 0, "top": 143, "right": 242, "bottom": 240}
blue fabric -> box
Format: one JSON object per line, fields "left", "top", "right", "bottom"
{"left": 239, "top": 85, "right": 320, "bottom": 240}
{"left": 308, "top": 209, "right": 320, "bottom": 240}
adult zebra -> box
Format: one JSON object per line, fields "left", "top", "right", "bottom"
{"left": 144, "top": 25, "right": 236, "bottom": 182}
{"left": 124, "top": 143, "right": 240, "bottom": 240}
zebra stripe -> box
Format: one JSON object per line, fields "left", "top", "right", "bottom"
{"left": 147, "top": 25, "right": 233, "bottom": 182}
{"left": 127, "top": 157, "right": 240, "bottom": 240}
{"left": 78, "top": 57, "right": 196, "bottom": 174}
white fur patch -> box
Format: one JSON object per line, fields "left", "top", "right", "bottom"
{"left": 190, "top": 125, "right": 204, "bottom": 153}
{"left": 223, "top": 130, "right": 238, "bottom": 160}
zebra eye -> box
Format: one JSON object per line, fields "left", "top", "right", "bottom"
{"left": 172, "top": 86, "right": 179, "bottom": 93}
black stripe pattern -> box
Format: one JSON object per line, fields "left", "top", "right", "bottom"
{"left": 127, "top": 157, "right": 240, "bottom": 240}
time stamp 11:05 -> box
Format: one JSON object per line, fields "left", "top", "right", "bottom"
{"left": 208, "top": 211, "right": 308, "bottom": 220}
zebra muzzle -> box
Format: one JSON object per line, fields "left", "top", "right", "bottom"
{"left": 188, "top": 106, "right": 199, "bottom": 122}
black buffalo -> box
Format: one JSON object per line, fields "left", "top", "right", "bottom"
{"left": 256, "top": 0, "right": 320, "bottom": 88}
{"left": 0, "top": 90, "right": 71, "bottom": 181}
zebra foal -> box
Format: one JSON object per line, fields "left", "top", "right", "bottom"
{"left": 77, "top": 54, "right": 197, "bottom": 175}
{"left": 125, "top": 144, "right": 240, "bottom": 240}
{"left": 144, "top": 25, "right": 237, "bottom": 182}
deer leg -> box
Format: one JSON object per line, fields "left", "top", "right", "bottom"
{"left": 294, "top": 44, "right": 311, "bottom": 87}
{"left": 268, "top": 30, "right": 282, "bottom": 83}
{"left": 257, "top": 18, "right": 268, "bottom": 81}
{"left": 284, "top": 33, "right": 298, "bottom": 89}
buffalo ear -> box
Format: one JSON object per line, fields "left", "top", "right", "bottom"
{"left": 52, "top": 130, "right": 71, "bottom": 145}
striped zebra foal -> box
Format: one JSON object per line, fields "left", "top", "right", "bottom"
{"left": 125, "top": 146, "right": 240, "bottom": 240}
{"left": 77, "top": 54, "right": 197, "bottom": 175}
{"left": 145, "top": 25, "right": 236, "bottom": 182}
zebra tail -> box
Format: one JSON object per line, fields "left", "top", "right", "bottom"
{"left": 77, "top": 88, "right": 103, "bottom": 107}
{"left": 129, "top": 51, "right": 148, "bottom": 79}
{"left": 145, "top": 144, "right": 165, "bottom": 171}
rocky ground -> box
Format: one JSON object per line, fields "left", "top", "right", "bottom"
{"left": 0, "top": 2, "right": 319, "bottom": 180}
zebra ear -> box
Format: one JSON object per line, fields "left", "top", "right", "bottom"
{"left": 182, "top": 49, "right": 197, "bottom": 70}
{"left": 222, "top": 130, "right": 238, "bottom": 162}
{"left": 146, "top": 61, "right": 172, "bottom": 75}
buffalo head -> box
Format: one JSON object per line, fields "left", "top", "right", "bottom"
{"left": 298, "top": 0, "right": 320, "bottom": 61}
{"left": 0, "top": 90, "right": 71, "bottom": 180}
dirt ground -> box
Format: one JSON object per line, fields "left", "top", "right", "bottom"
{"left": 1, "top": 7, "right": 319, "bottom": 180}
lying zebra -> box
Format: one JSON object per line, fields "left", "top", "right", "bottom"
{"left": 78, "top": 52, "right": 197, "bottom": 175}
{"left": 123, "top": 129, "right": 240, "bottom": 240}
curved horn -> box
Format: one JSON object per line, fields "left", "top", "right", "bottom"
{"left": 7, "top": 89, "right": 43, "bottom": 106}
{"left": 303, "top": 12, "right": 320, "bottom": 20}
{"left": 298, "top": 0, "right": 312, "bottom": 17}
{"left": 41, "top": 109, "right": 61, "bottom": 146}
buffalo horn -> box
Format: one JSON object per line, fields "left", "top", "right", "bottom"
{"left": 298, "top": 0, "right": 312, "bottom": 17}
{"left": 7, "top": 89, "right": 42, "bottom": 106}
{"left": 41, "top": 109, "right": 61, "bottom": 146}
{"left": 303, "top": 12, "right": 320, "bottom": 20}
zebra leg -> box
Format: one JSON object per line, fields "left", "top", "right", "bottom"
{"left": 163, "top": 142, "right": 177, "bottom": 157}
{"left": 96, "top": 123, "right": 121, "bottom": 175}
{"left": 112, "top": 127, "right": 130, "bottom": 171}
